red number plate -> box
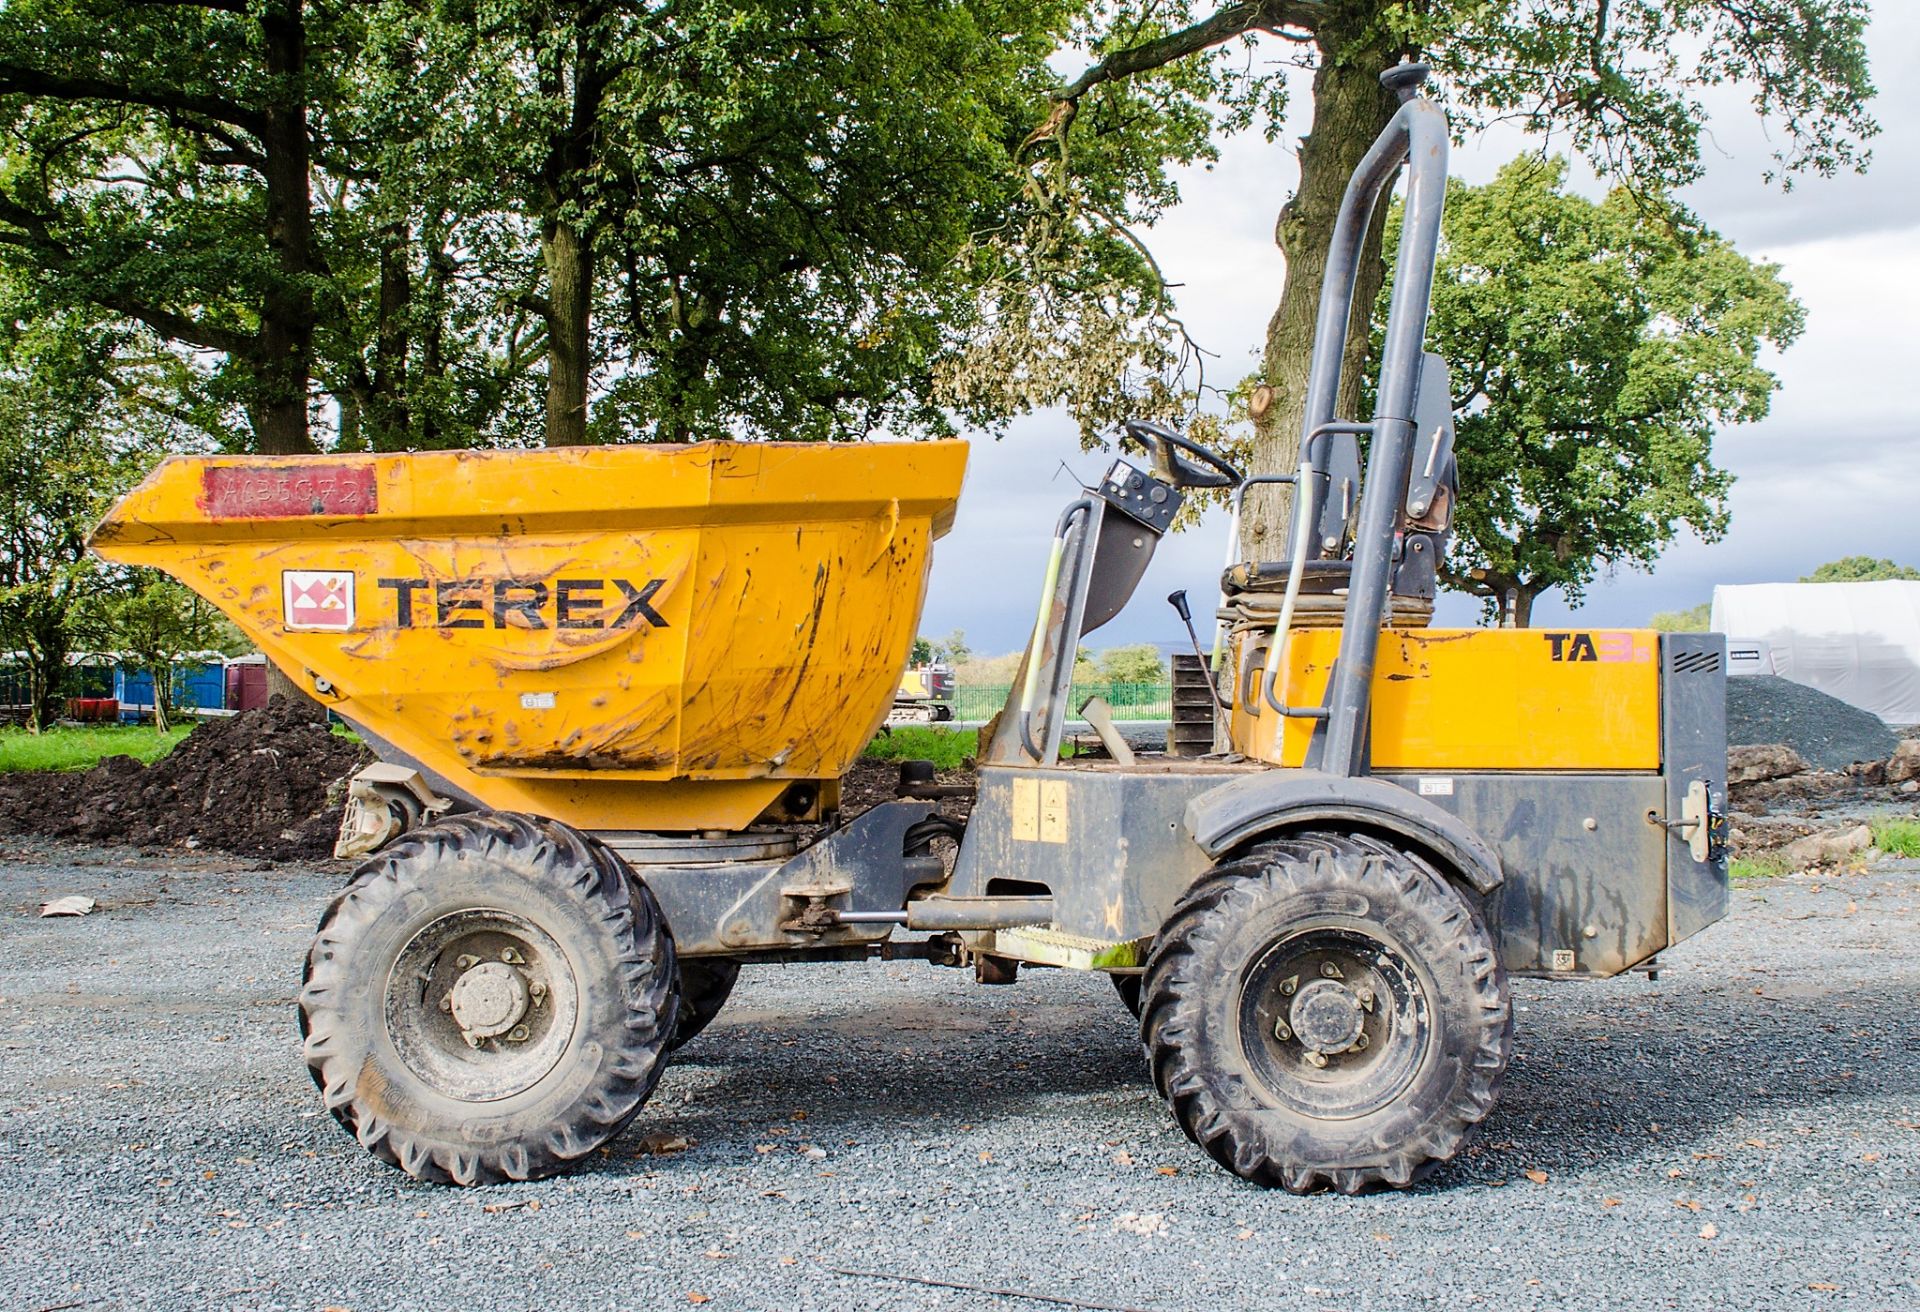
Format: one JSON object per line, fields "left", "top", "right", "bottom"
{"left": 199, "top": 464, "right": 378, "bottom": 518}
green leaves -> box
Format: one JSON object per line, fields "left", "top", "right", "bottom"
{"left": 0, "top": 311, "right": 183, "bottom": 726}
{"left": 1383, "top": 156, "right": 1802, "bottom": 621}
{"left": 1420, "top": 0, "right": 1877, "bottom": 191}
{"left": 1799, "top": 557, "right": 1920, "bottom": 583}
{"left": 0, "top": 0, "right": 1880, "bottom": 462}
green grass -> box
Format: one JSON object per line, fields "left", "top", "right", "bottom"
{"left": 0, "top": 723, "right": 192, "bottom": 773}
{"left": 863, "top": 725, "right": 977, "bottom": 769}
{"left": 1869, "top": 814, "right": 1920, "bottom": 858}
{"left": 1730, "top": 853, "right": 1793, "bottom": 880}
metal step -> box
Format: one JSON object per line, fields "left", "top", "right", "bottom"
{"left": 1167, "top": 653, "right": 1216, "bottom": 756}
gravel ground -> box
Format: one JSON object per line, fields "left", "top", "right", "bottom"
{"left": 1, "top": 838, "right": 1914, "bottom": 1312}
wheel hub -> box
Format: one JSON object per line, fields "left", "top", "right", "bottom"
{"left": 1242, "top": 924, "right": 1429, "bottom": 1120}
{"left": 449, "top": 960, "right": 529, "bottom": 1040}
{"left": 1288, "top": 977, "right": 1365, "bottom": 1053}
{"left": 386, "top": 910, "right": 577, "bottom": 1101}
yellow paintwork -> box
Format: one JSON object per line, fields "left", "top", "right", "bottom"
{"left": 1227, "top": 627, "right": 1661, "bottom": 770}
{"left": 92, "top": 441, "right": 967, "bottom": 830}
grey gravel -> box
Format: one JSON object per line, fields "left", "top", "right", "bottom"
{"left": 1, "top": 837, "right": 1914, "bottom": 1312}
{"left": 1727, "top": 676, "right": 1898, "bottom": 769}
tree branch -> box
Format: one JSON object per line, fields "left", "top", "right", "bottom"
{"left": 0, "top": 198, "right": 257, "bottom": 357}
{"left": 1056, "top": 1, "right": 1322, "bottom": 103}
{"left": 127, "top": 0, "right": 251, "bottom": 11}
{"left": 0, "top": 62, "right": 265, "bottom": 135}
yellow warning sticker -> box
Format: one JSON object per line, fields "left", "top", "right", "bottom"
{"left": 1011, "top": 777, "right": 1039, "bottom": 842}
{"left": 1040, "top": 780, "right": 1068, "bottom": 844}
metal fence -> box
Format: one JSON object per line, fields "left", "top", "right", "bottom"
{"left": 953, "top": 682, "right": 1172, "bottom": 722}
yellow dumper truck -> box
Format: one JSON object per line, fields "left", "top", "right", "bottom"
{"left": 92, "top": 66, "right": 1726, "bottom": 1193}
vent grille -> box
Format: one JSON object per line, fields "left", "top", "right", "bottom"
{"left": 1671, "top": 650, "right": 1721, "bottom": 674}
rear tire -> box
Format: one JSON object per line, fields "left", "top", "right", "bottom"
{"left": 1141, "top": 832, "right": 1509, "bottom": 1193}
{"left": 299, "top": 812, "right": 678, "bottom": 1185}
{"left": 669, "top": 958, "right": 740, "bottom": 1050}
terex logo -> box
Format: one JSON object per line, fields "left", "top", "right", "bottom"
{"left": 377, "top": 577, "right": 669, "bottom": 631}
{"left": 1543, "top": 631, "right": 1650, "bottom": 663}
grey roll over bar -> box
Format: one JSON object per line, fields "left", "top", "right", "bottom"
{"left": 1291, "top": 61, "right": 1450, "bottom": 778}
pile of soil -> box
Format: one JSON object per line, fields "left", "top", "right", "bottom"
{"left": 0, "top": 697, "right": 367, "bottom": 860}
{"left": 1726, "top": 675, "right": 1897, "bottom": 770}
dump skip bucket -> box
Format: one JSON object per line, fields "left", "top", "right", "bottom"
{"left": 93, "top": 441, "right": 967, "bottom": 831}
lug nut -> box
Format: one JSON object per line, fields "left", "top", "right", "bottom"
{"left": 1356, "top": 987, "right": 1376, "bottom": 1010}
{"left": 506, "top": 1024, "right": 530, "bottom": 1043}
{"left": 1320, "top": 961, "right": 1344, "bottom": 979}
{"left": 439, "top": 994, "right": 453, "bottom": 1013}
{"left": 455, "top": 954, "right": 479, "bottom": 970}
{"left": 1279, "top": 975, "right": 1298, "bottom": 997}
{"left": 1353, "top": 1033, "right": 1370, "bottom": 1051}
{"left": 1305, "top": 1050, "right": 1328, "bottom": 1069}
{"left": 500, "top": 947, "right": 525, "bottom": 965}
{"left": 1273, "top": 1020, "right": 1293, "bottom": 1042}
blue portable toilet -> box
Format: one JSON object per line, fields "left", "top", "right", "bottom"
{"left": 114, "top": 655, "right": 226, "bottom": 723}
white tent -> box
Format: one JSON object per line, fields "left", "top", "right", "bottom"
{"left": 1711, "top": 581, "right": 1920, "bottom": 726}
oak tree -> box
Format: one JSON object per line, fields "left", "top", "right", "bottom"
{"left": 0, "top": 0, "right": 346, "bottom": 453}
{"left": 1396, "top": 157, "right": 1802, "bottom": 625}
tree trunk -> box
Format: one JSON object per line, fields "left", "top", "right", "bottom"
{"left": 1510, "top": 586, "right": 1536, "bottom": 629}
{"left": 1243, "top": 16, "right": 1405, "bottom": 557}
{"left": 152, "top": 666, "right": 172, "bottom": 734}
{"left": 25, "top": 644, "right": 60, "bottom": 734}
{"left": 541, "top": 218, "right": 593, "bottom": 446}
{"left": 253, "top": 0, "right": 318, "bottom": 456}
{"left": 534, "top": 27, "right": 607, "bottom": 449}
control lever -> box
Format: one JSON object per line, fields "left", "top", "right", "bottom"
{"left": 1168, "top": 590, "right": 1229, "bottom": 709}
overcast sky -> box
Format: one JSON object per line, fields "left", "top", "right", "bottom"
{"left": 920, "top": 9, "right": 1918, "bottom": 657}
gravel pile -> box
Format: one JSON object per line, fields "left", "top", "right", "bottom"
{"left": 1726, "top": 675, "right": 1897, "bottom": 770}
{"left": 1, "top": 836, "right": 1913, "bottom": 1312}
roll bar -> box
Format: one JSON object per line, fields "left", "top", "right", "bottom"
{"left": 1289, "top": 61, "right": 1450, "bottom": 777}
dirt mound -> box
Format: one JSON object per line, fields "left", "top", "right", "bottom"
{"left": 1726, "top": 675, "right": 1897, "bottom": 771}
{"left": 0, "top": 698, "right": 366, "bottom": 860}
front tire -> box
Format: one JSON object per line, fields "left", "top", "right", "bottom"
{"left": 1142, "top": 832, "right": 1510, "bottom": 1193}
{"left": 299, "top": 812, "right": 678, "bottom": 1185}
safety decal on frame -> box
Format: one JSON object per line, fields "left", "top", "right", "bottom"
{"left": 1011, "top": 777, "right": 1069, "bottom": 844}
{"left": 284, "top": 570, "right": 356, "bottom": 631}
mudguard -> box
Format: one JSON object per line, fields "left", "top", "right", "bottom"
{"left": 1184, "top": 771, "right": 1504, "bottom": 894}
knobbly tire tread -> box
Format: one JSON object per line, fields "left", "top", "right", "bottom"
{"left": 667, "top": 957, "right": 741, "bottom": 1050}
{"left": 298, "top": 811, "right": 678, "bottom": 1186}
{"left": 1140, "top": 831, "right": 1511, "bottom": 1194}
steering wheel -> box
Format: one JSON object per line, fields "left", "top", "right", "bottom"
{"left": 1120, "top": 419, "right": 1243, "bottom": 490}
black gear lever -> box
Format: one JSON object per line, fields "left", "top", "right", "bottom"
{"left": 1168, "top": 589, "right": 1229, "bottom": 709}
